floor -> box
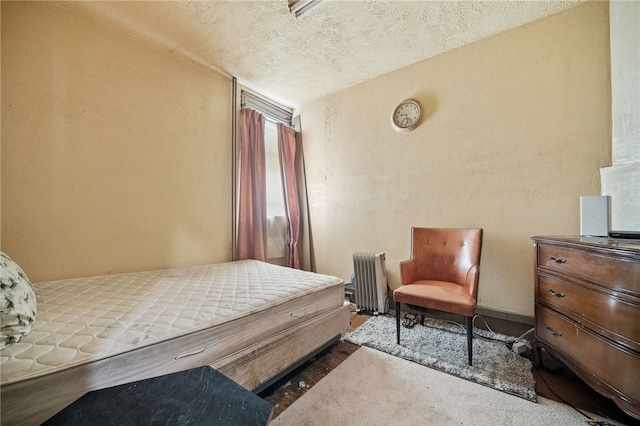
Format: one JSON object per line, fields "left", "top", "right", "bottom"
{"left": 259, "top": 310, "right": 640, "bottom": 425}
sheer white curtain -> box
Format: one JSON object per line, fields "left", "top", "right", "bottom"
{"left": 265, "top": 121, "right": 287, "bottom": 266}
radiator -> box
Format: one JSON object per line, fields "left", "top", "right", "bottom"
{"left": 353, "top": 252, "right": 388, "bottom": 315}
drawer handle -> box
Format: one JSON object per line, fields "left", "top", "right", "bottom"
{"left": 547, "top": 288, "right": 566, "bottom": 298}
{"left": 544, "top": 324, "right": 563, "bottom": 337}
{"left": 548, "top": 256, "right": 567, "bottom": 264}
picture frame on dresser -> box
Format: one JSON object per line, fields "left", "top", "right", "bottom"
{"left": 531, "top": 235, "right": 640, "bottom": 421}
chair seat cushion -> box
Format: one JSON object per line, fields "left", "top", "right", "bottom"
{"left": 393, "top": 280, "right": 476, "bottom": 317}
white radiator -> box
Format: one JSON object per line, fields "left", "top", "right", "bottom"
{"left": 353, "top": 252, "right": 388, "bottom": 315}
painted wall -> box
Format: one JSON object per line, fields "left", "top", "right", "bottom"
{"left": 299, "top": 2, "right": 611, "bottom": 316}
{"left": 601, "top": 0, "right": 640, "bottom": 232}
{"left": 1, "top": 2, "right": 233, "bottom": 282}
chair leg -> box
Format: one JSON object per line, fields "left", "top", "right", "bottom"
{"left": 419, "top": 314, "right": 425, "bottom": 326}
{"left": 465, "top": 316, "right": 473, "bottom": 366}
{"left": 395, "top": 301, "right": 401, "bottom": 344}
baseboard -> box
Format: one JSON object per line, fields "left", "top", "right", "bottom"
{"left": 475, "top": 307, "right": 534, "bottom": 326}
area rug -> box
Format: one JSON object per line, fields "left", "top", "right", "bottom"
{"left": 270, "top": 346, "right": 623, "bottom": 426}
{"left": 344, "top": 314, "right": 537, "bottom": 402}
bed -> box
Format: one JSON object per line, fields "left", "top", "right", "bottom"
{"left": 0, "top": 259, "right": 350, "bottom": 426}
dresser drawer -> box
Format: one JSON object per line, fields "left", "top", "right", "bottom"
{"left": 538, "top": 243, "right": 640, "bottom": 292}
{"left": 537, "top": 275, "right": 640, "bottom": 348}
{"left": 535, "top": 306, "right": 640, "bottom": 405}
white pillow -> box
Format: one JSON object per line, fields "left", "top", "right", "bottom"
{"left": 1, "top": 252, "right": 37, "bottom": 349}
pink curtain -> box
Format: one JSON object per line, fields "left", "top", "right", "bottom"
{"left": 237, "top": 108, "right": 268, "bottom": 262}
{"left": 277, "top": 123, "right": 302, "bottom": 269}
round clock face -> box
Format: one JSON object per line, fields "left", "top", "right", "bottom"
{"left": 391, "top": 99, "right": 421, "bottom": 132}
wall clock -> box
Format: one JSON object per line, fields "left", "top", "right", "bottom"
{"left": 391, "top": 99, "right": 422, "bottom": 132}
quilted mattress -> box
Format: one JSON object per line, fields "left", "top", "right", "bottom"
{"left": 1, "top": 260, "right": 345, "bottom": 425}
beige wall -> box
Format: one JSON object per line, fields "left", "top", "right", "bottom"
{"left": 1, "top": 2, "right": 233, "bottom": 282}
{"left": 300, "top": 2, "right": 611, "bottom": 316}
{"left": 0, "top": 1, "right": 613, "bottom": 317}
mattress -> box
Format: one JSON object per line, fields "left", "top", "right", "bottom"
{"left": 1, "top": 259, "right": 346, "bottom": 425}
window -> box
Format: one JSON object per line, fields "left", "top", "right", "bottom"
{"left": 235, "top": 89, "right": 307, "bottom": 269}
{"left": 264, "top": 120, "right": 287, "bottom": 265}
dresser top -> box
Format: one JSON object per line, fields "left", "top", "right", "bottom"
{"left": 532, "top": 235, "right": 640, "bottom": 255}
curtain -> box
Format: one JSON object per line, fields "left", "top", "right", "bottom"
{"left": 277, "top": 123, "right": 302, "bottom": 269}
{"left": 292, "top": 116, "right": 312, "bottom": 271}
{"left": 237, "top": 108, "right": 268, "bottom": 261}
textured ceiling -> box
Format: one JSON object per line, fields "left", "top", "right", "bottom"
{"left": 65, "top": 1, "right": 584, "bottom": 108}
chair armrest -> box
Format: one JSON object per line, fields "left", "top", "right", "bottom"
{"left": 399, "top": 259, "right": 419, "bottom": 285}
{"left": 465, "top": 264, "right": 480, "bottom": 299}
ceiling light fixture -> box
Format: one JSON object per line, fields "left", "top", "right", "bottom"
{"left": 289, "top": 0, "right": 325, "bottom": 18}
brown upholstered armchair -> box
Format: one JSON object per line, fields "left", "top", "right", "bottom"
{"left": 393, "top": 227, "right": 483, "bottom": 365}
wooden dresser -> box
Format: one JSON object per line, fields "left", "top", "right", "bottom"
{"left": 532, "top": 236, "right": 640, "bottom": 420}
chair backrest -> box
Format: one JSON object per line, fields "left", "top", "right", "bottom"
{"left": 410, "top": 227, "right": 483, "bottom": 291}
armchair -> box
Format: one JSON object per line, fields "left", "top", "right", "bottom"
{"left": 393, "top": 227, "right": 483, "bottom": 365}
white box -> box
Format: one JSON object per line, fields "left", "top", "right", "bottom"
{"left": 580, "top": 196, "right": 611, "bottom": 237}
